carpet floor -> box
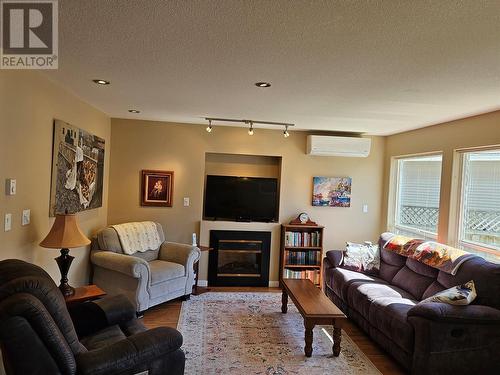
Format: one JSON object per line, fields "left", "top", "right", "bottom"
{"left": 178, "top": 292, "right": 381, "bottom": 374}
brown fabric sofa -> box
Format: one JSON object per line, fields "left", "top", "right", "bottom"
{"left": 323, "top": 232, "right": 500, "bottom": 375}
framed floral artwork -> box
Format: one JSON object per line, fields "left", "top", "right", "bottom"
{"left": 141, "top": 170, "right": 173, "bottom": 207}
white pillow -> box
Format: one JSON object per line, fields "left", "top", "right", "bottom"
{"left": 422, "top": 280, "right": 477, "bottom": 305}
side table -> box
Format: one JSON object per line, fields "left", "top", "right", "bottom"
{"left": 193, "top": 246, "right": 212, "bottom": 295}
{"left": 64, "top": 284, "right": 106, "bottom": 306}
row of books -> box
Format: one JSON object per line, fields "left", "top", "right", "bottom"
{"left": 285, "top": 250, "right": 321, "bottom": 265}
{"left": 284, "top": 231, "right": 321, "bottom": 247}
{"left": 283, "top": 269, "right": 320, "bottom": 284}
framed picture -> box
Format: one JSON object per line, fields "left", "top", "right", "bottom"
{"left": 141, "top": 170, "right": 174, "bottom": 207}
{"left": 312, "top": 176, "right": 352, "bottom": 207}
{"left": 49, "top": 120, "right": 105, "bottom": 216}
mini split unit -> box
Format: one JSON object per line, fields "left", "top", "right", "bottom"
{"left": 306, "top": 135, "right": 371, "bottom": 157}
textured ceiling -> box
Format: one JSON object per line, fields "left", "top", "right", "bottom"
{"left": 45, "top": 0, "right": 500, "bottom": 135}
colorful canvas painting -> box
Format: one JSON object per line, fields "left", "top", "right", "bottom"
{"left": 49, "top": 120, "right": 105, "bottom": 216}
{"left": 312, "top": 176, "right": 352, "bottom": 207}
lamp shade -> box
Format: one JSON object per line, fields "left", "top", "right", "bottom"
{"left": 40, "top": 213, "right": 91, "bottom": 249}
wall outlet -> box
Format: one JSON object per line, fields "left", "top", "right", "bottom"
{"left": 22, "top": 209, "right": 30, "bottom": 226}
{"left": 4, "top": 213, "right": 12, "bottom": 231}
{"left": 183, "top": 197, "right": 190, "bottom": 207}
{"left": 362, "top": 204, "right": 369, "bottom": 213}
{"left": 5, "top": 179, "right": 16, "bottom": 195}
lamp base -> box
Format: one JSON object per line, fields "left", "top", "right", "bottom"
{"left": 55, "top": 248, "right": 75, "bottom": 297}
{"left": 59, "top": 283, "right": 75, "bottom": 297}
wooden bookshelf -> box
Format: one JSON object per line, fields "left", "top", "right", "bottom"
{"left": 279, "top": 224, "right": 325, "bottom": 288}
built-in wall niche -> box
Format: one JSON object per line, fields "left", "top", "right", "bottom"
{"left": 203, "top": 153, "right": 282, "bottom": 223}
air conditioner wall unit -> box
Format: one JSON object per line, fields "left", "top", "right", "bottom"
{"left": 306, "top": 135, "right": 371, "bottom": 157}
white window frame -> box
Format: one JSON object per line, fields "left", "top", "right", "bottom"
{"left": 388, "top": 152, "right": 443, "bottom": 239}
{"left": 451, "top": 146, "right": 500, "bottom": 257}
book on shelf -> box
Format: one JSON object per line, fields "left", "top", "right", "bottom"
{"left": 283, "top": 268, "right": 320, "bottom": 284}
{"left": 284, "top": 250, "right": 320, "bottom": 266}
{"left": 284, "top": 231, "right": 321, "bottom": 247}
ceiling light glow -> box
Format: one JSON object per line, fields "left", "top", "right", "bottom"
{"left": 255, "top": 82, "right": 271, "bottom": 88}
{"left": 92, "top": 79, "right": 110, "bottom": 85}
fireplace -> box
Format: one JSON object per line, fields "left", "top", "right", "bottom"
{"left": 208, "top": 230, "right": 271, "bottom": 286}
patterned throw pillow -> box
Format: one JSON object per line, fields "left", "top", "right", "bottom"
{"left": 342, "top": 242, "right": 380, "bottom": 275}
{"left": 422, "top": 280, "right": 477, "bottom": 305}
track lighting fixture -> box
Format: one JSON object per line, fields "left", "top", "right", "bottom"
{"left": 204, "top": 117, "right": 294, "bottom": 137}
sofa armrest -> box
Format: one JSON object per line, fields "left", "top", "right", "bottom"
{"left": 159, "top": 242, "right": 201, "bottom": 271}
{"left": 69, "top": 295, "right": 137, "bottom": 338}
{"left": 76, "top": 327, "right": 183, "bottom": 375}
{"left": 325, "top": 250, "right": 344, "bottom": 268}
{"left": 91, "top": 251, "right": 150, "bottom": 279}
{"left": 408, "top": 302, "right": 500, "bottom": 324}
{"left": 408, "top": 302, "right": 500, "bottom": 374}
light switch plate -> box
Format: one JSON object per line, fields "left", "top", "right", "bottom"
{"left": 5, "top": 179, "right": 16, "bottom": 195}
{"left": 362, "top": 204, "right": 369, "bottom": 213}
{"left": 22, "top": 209, "right": 30, "bottom": 226}
{"left": 183, "top": 197, "right": 190, "bottom": 207}
{"left": 5, "top": 213, "right": 12, "bottom": 231}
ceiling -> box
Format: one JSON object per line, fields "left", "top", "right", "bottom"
{"left": 45, "top": 0, "right": 500, "bottom": 135}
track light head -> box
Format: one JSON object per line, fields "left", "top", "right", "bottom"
{"left": 283, "top": 125, "right": 290, "bottom": 138}
{"left": 248, "top": 121, "right": 254, "bottom": 136}
{"left": 206, "top": 119, "right": 212, "bottom": 133}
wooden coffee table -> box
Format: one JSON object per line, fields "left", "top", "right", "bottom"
{"left": 281, "top": 279, "right": 347, "bottom": 357}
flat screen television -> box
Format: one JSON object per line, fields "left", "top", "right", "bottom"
{"left": 204, "top": 175, "right": 278, "bottom": 222}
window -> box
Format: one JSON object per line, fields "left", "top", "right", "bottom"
{"left": 458, "top": 149, "right": 500, "bottom": 259}
{"left": 390, "top": 154, "right": 443, "bottom": 238}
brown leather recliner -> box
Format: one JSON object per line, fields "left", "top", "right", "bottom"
{"left": 0, "top": 259, "right": 185, "bottom": 375}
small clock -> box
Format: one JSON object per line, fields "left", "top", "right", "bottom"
{"left": 299, "top": 212, "right": 309, "bottom": 224}
{"left": 290, "top": 213, "right": 317, "bottom": 225}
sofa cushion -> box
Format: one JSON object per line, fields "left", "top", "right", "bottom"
{"left": 81, "top": 324, "right": 126, "bottom": 351}
{"left": 346, "top": 280, "right": 416, "bottom": 319}
{"left": 378, "top": 247, "right": 406, "bottom": 283}
{"left": 331, "top": 268, "right": 388, "bottom": 301}
{"left": 391, "top": 265, "right": 436, "bottom": 300}
{"left": 422, "top": 280, "right": 477, "bottom": 305}
{"left": 406, "top": 258, "right": 439, "bottom": 278}
{"left": 149, "top": 260, "right": 185, "bottom": 285}
{"left": 368, "top": 297, "right": 417, "bottom": 352}
{"left": 436, "top": 256, "right": 500, "bottom": 309}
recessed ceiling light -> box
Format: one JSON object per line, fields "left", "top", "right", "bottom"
{"left": 255, "top": 82, "right": 271, "bottom": 88}
{"left": 128, "top": 109, "right": 140, "bottom": 113}
{"left": 92, "top": 79, "right": 110, "bottom": 85}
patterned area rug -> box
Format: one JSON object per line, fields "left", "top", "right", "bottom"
{"left": 178, "top": 292, "right": 381, "bottom": 374}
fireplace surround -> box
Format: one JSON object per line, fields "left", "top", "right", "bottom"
{"left": 208, "top": 230, "right": 271, "bottom": 286}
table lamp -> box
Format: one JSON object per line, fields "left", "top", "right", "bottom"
{"left": 40, "top": 212, "right": 91, "bottom": 296}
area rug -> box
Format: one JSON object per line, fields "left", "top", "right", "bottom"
{"left": 178, "top": 292, "right": 381, "bottom": 374}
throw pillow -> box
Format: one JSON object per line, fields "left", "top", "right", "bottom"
{"left": 342, "top": 241, "right": 380, "bottom": 275}
{"left": 422, "top": 280, "right": 477, "bottom": 305}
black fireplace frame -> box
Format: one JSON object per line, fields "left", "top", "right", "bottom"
{"left": 208, "top": 230, "right": 271, "bottom": 287}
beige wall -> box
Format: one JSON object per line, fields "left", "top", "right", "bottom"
{"left": 108, "top": 119, "right": 386, "bottom": 282}
{"left": 0, "top": 71, "right": 110, "bottom": 286}
{"left": 382, "top": 110, "right": 500, "bottom": 244}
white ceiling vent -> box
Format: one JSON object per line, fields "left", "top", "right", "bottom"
{"left": 306, "top": 135, "right": 371, "bottom": 157}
